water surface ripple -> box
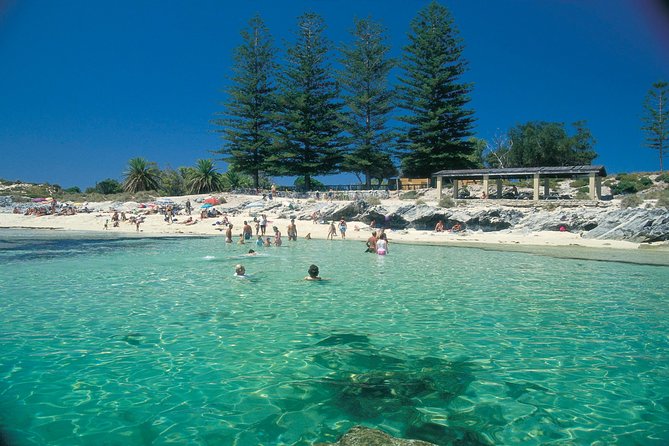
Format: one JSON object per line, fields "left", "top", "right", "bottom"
{"left": 0, "top": 230, "right": 667, "bottom": 445}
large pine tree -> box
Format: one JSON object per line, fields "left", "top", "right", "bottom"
{"left": 642, "top": 81, "right": 668, "bottom": 172}
{"left": 273, "top": 13, "right": 344, "bottom": 191}
{"left": 214, "top": 15, "right": 277, "bottom": 189}
{"left": 339, "top": 17, "right": 397, "bottom": 188}
{"left": 397, "top": 1, "right": 475, "bottom": 178}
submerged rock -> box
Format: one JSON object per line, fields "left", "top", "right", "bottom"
{"left": 315, "top": 425, "right": 437, "bottom": 446}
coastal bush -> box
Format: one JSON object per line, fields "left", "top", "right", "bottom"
{"left": 575, "top": 189, "right": 590, "bottom": 200}
{"left": 19, "top": 184, "right": 54, "bottom": 198}
{"left": 656, "top": 173, "right": 669, "bottom": 183}
{"left": 365, "top": 196, "right": 381, "bottom": 206}
{"left": 415, "top": 199, "right": 426, "bottom": 205}
{"left": 400, "top": 190, "right": 419, "bottom": 200}
{"left": 570, "top": 178, "right": 588, "bottom": 188}
{"left": 438, "top": 196, "right": 455, "bottom": 208}
{"left": 620, "top": 194, "right": 644, "bottom": 209}
{"left": 611, "top": 174, "right": 654, "bottom": 195}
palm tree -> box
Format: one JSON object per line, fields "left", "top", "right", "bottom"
{"left": 123, "top": 157, "right": 161, "bottom": 192}
{"left": 186, "top": 159, "right": 224, "bottom": 194}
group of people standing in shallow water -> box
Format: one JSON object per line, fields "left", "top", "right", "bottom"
{"left": 365, "top": 231, "right": 389, "bottom": 255}
{"left": 232, "top": 217, "right": 390, "bottom": 280}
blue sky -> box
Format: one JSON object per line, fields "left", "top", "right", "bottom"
{"left": 1, "top": 0, "right": 668, "bottom": 189}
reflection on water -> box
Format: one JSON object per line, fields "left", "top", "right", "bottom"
{"left": 0, "top": 229, "right": 668, "bottom": 445}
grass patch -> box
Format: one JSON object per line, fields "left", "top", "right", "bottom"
{"left": 620, "top": 194, "right": 644, "bottom": 209}
{"left": 438, "top": 196, "right": 456, "bottom": 208}
{"left": 365, "top": 196, "right": 381, "bottom": 206}
{"left": 656, "top": 190, "right": 669, "bottom": 208}
{"left": 399, "top": 190, "right": 419, "bottom": 200}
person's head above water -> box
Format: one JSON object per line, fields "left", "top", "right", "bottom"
{"left": 307, "top": 264, "right": 319, "bottom": 278}
{"left": 235, "top": 264, "right": 246, "bottom": 276}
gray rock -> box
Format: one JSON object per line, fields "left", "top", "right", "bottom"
{"left": 582, "top": 208, "right": 669, "bottom": 243}
{"left": 315, "top": 426, "right": 437, "bottom": 446}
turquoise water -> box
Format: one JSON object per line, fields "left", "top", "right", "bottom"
{"left": 0, "top": 229, "right": 668, "bottom": 445}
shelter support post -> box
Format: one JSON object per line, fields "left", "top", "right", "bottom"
{"left": 452, "top": 179, "right": 459, "bottom": 199}
{"left": 496, "top": 178, "right": 502, "bottom": 198}
{"left": 544, "top": 178, "right": 550, "bottom": 199}
{"left": 533, "top": 173, "right": 540, "bottom": 201}
{"left": 483, "top": 175, "right": 489, "bottom": 198}
{"left": 436, "top": 176, "right": 443, "bottom": 201}
{"left": 589, "top": 172, "right": 602, "bottom": 200}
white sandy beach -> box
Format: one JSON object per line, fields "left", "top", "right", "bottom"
{"left": 0, "top": 192, "right": 656, "bottom": 253}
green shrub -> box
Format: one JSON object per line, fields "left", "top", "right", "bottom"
{"left": 611, "top": 174, "right": 654, "bottom": 195}
{"left": 656, "top": 173, "right": 669, "bottom": 183}
{"left": 415, "top": 199, "right": 426, "bottom": 205}
{"left": 639, "top": 176, "right": 653, "bottom": 188}
{"left": 611, "top": 179, "right": 638, "bottom": 195}
{"left": 620, "top": 194, "right": 643, "bottom": 209}
{"left": 438, "top": 196, "right": 455, "bottom": 208}
{"left": 570, "top": 178, "right": 588, "bottom": 188}
{"left": 575, "top": 189, "right": 590, "bottom": 200}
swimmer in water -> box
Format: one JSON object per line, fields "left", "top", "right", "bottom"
{"left": 304, "top": 264, "right": 322, "bottom": 281}
{"left": 234, "top": 264, "right": 248, "bottom": 277}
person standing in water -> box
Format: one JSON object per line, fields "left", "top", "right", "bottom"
{"left": 327, "top": 221, "right": 337, "bottom": 240}
{"left": 273, "top": 226, "right": 282, "bottom": 247}
{"left": 376, "top": 232, "right": 388, "bottom": 255}
{"left": 366, "top": 231, "right": 377, "bottom": 253}
{"left": 287, "top": 218, "right": 298, "bottom": 241}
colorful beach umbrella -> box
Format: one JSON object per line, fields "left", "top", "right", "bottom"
{"left": 204, "top": 197, "right": 219, "bottom": 205}
{"left": 201, "top": 203, "right": 213, "bottom": 209}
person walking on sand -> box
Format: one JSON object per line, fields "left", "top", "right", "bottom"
{"left": 339, "top": 218, "right": 347, "bottom": 239}
{"left": 287, "top": 218, "right": 298, "bottom": 241}
{"left": 327, "top": 221, "right": 337, "bottom": 240}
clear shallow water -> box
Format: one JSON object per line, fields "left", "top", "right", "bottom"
{"left": 0, "top": 229, "right": 668, "bottom": 445}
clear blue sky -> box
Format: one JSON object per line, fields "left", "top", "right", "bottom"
{"left": 1, "top": 0, "right": 668, "bottom": 189}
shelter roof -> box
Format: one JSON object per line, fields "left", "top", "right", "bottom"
{"left": 432, "top": 165, "right": 607, "bottom": 180}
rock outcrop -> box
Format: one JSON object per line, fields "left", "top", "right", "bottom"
{"left": 581, "top": 208, "right": 669, "bottom": 242}
{"left": 315, "top": 426, "right": 437, "bottom": 446}
{"left": 312, "top": 200, "right": 669, "bottom": 243}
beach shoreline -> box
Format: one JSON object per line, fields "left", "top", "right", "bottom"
{"left": 2, "top": 192, "right": 668, "bottom": 265}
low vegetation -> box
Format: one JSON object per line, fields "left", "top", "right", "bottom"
{"left": 620, "top": 194, "right": 644, "bottom": 209}
{"left": 438, "top": 196, "right": 456, "bottom": 208}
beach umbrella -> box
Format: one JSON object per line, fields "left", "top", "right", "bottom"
{"left": 201, "top": 203, "right": 213, "bottom": 209}
{"left": 204, "top": 197, "right": 219, "bottom": 205}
